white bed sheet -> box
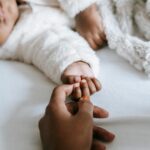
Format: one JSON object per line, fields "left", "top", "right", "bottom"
{"left": 0, "top": 47, "right": 150, "bottom": 150}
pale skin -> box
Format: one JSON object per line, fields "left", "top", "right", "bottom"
{"left": 0, "top": 0, "right": 103, "bottom": 88}
{"left": 39, "top": 80, "right": 115, "bottom": 150}
{"left": 75, "top": 3, "right": 106, "bottom": 51}
{"left": 0, "top": 0, "right": 19, "bottom": 44}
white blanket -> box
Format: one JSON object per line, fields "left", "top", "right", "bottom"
{"left": 1, "top": 47, "right": 150, "bottom": 150}
{"left": 98, "top": 0, "right": 150, "bottom": 77}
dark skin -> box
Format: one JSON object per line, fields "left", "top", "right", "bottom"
{"left": 39, "top": 80, "right": 115, "bottom": 150}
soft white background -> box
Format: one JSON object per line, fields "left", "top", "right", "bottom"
{"left": 1, "top": 48, "right": 150, "bottom": 150}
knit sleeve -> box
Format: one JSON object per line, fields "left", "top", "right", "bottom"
{"left": 0, "top": 5, "right": 100, "bottom": 84}
{"left": 58, "top": 0, "right": 98, "bottom": 17}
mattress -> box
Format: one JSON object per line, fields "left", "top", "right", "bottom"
{"left": 0, "top": 47, "right": 150, "bottom": 150}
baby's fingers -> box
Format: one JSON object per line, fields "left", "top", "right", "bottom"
{"left": 81, "top": 76, "right": 100, "bottom": 95}
{"left": 62, "top": 75, "right": 81, "bottom": 84}
{"left": 72, "top": 79, "right": 90, "bottom": 101}
{"left": 80, "top": 79, "right": 90, "bottom": 97}
{"left": 91, "top": 78, "right": 102, "bottom": 91}
{"left": 72, "top": 83, "right": 82, "bottom": 100}
{"left": 91, "top": 139, "right": 106, "bottom": 150}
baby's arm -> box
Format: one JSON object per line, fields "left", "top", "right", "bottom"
{"left": 0, "top": 4, "right": 100, "bottom": 85}
{"left": 75, "top": 4, "right": 106, "bottom": 50}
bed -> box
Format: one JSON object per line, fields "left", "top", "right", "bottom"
{"left": 0, "top": 47, "right": 150, "bottom": 150}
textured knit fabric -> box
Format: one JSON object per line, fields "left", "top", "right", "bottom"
{"left": 0, "top": 3, "right": 100, "bottom": 84}
{"left": 98, "top": 0, "right": 150, "bottom": 76}
{"left": 18, "top": 0, "right": 98, "bottom": 17}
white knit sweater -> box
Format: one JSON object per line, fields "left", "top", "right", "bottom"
{"left": 19, "top": 0, "right": 98, "bottom": 17}
{"left": 2, "top": 0, "right": 149, "bottom": 83}
{"left": 0, "top": 0, "right": 100, "bottom": 84}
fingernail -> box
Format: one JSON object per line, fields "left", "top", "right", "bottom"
{"left": 75, "top": 76, "right": 81, "bottom": 82}
{"left": 74, "top": 83, "right": 80, "bottom": 88}
{"left": 81, "top": 79, "right": 86, "bottom": 83}
{"left": 104, "top": 110, "right": 109, "bottom": 117}
{"left": 104, "top": 133, "right": 115, "bottom": 142}
{"left": 81, "top": 96, "right": 90, "bottom": 101}
{"left": 101, "top": 145, "right": 106, "bottom": 150}
{"left": 109, "top": 133, "right": 115, "bottom": 141}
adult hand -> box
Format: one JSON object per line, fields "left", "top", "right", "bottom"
{"left": 39, "top": 81, "right": 115, "bottom": 150}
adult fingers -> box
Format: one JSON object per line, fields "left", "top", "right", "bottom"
{"left": 66, "top": 103, "right": 109, "bottom": 118}
{"left": 93, "top": 126, "right": 115, "bottom": 142}
{"left": 66, "top": 102, "right": 78, "bottom": 115}
{"left": 45, "top": 84, "right": 74, "bottom": 115}
{"left": 51, "top": 84, "right": 74, "bottom": 104}
{"left": 93, "top": 105, "right": 109, "bottom": 118}
{"left": 77, "top": 100, "right": 94, "bottom": 118}
{"left": 91, "top": 139, "right": 106, "bottom": 150}
{"left": 77, "top": 80, "right": 93, "bottom": 117}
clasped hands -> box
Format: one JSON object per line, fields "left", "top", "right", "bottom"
{"left": 39, "top": 78, "right": 115, "bottom": 150}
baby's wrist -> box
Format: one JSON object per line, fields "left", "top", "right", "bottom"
{"left": 75, "top": 3, "right": 97, "bottom": 20}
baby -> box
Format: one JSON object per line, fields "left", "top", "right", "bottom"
{"left": 0, "top": 0, "right": 106, "bottom": 95}
{"left": 0, "top": 0, "right": 19, "bottom": 44}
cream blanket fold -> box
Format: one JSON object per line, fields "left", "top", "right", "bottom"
{"left": 98, "top": 0, "right": 150, "bottom": 76}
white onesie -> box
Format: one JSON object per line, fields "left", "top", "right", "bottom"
{"left": 0, "top": 0, "right": 100, "bottom": 84}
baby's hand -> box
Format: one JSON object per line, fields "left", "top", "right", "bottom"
{"left": 75, "top": 4, "right": 106, "bottom": 50}
{"left": 61, "top": 61, "right": 101, "bottom": 97}
{"left": 71, "top": 77, "right": 101, "bottom": 100}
